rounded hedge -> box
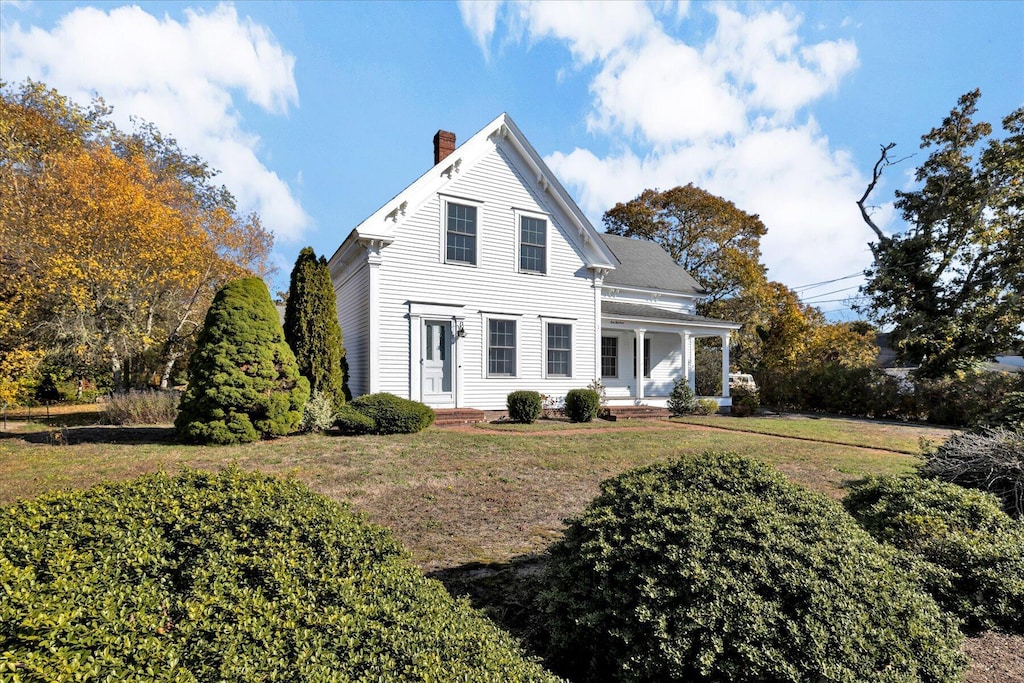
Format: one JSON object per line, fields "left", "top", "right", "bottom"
{"left": 0, "top": 469, "right": 561, "bottom": 682}
{"left": 542, "top": 452, "right": 965, "bottom": 683}
{"left": 348, "top": 392, "right": 435, "bottom": 435}
{"left": 508, "top": 390, "right": 543, "bottom": 423}
{"left": 564, "top": 388, "right": 600, "bottom": 423}
{"left": 175, "top": 277, "right": 310, "bottom": 444}
{"left": 334, "top": 403, "right": 376, "bottom": 435}
{"left": 845, "top": 475, "right": 1024, "bottom": 634}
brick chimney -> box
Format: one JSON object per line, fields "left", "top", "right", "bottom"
{"left": 433, "top": 130, "right": 456, "bottom": 165}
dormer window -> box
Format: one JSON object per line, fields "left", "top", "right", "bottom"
{"left": 519, "top": 214, "right": 546, "bottom": 274}
{"left": 446, "top": 202, "right": 477, "bottom": 265}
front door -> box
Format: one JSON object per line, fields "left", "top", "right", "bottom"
{"left": 422, "top": 320, "right": 453, "bottom": 406}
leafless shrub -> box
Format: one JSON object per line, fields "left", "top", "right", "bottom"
{"left": 922, "top": 427, "right": 1024, "bottom": 518}
{"left": 103, "top": 390, "right": 180, "bottom": 425}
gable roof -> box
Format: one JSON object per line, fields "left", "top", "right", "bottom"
{"left": 330, "top": 113, "right": 617, "bottom": 270}
{"left": 599, "top": 233, "right": 707, "bottom": 295}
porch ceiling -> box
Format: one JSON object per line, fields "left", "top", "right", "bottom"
{"left": 601, "top": 300, "right": 741, "bottom": 331}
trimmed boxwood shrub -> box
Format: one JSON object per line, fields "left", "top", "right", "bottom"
{"left": 334, "top": 404, "right": 375, "bottom": 435}
{"left": 175, "top": 277, "right": 310, "bottom": 444}
{"left": 845, "top": 475, "right": 1024, "bottom": 634}
{"left": 542, "top": 452, "right": 965, "bottom": 683}
{"left": 0, "top": 469, "right": 561, "bottom": 682}
{"left": 508, "top": 390, "right": 543, "bottom": 423}
{"left": 349, "top": 392, "right": 435, "bottom": 434}
{"left": 666, "top": 378, "right": 696, "bottom": 416}
{"left": 564, "top": 388, "right": 600, "bottom": 423}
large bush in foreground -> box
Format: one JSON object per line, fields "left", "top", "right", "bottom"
{"left": 845, "top": 475, "right": 1024, "bottom": 634}
{"left": 542, "top": 452, "right": 964, "bottom": 683}
{"left": 0, "top": 469, "right": 560, "bottom": 682}
{"left": 348, "top": 392, "right": 435, "bottom": 434}
{"left": 922, "top": 427, "right": 1024, "bottom": 518}
{"left": 175, "top": 277, "right": 309, "bottom": 444}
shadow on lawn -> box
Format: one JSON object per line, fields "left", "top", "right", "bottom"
{"left": 1, "top": 425, "right": 177, "bottom": 445}
{"left": 428, "top": 553, "right": 551, "bottom": 652}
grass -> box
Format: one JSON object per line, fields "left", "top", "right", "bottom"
{"left": 0, "top": 413, "right": 939, "bottom": 571}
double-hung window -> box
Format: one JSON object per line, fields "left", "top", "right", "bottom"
{"left": 488, "top": 319, "right": 516, "bottom": 376}
{"left": 446, "top": 202, "right": 477, "bottom": 265}
{"left": 633, "top": 338, "right": 652, "bottom": 378}
{"left": 546, "top": 323, "right": 572, "bottom": 377}
{"left": 519, "top": 215, "right": 546, "bottom": 273}
{"left": 601, "top": 336, "right": 618, "bottom": 378}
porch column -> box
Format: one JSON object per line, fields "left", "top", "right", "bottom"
{"left": 680, "top": 332, "right": 694, "bottom": 391}
{"left": 721, "top": 332, "right": 731, "bottom": 398}
{"left": 636, "top": 328, "right": 646, "bottom": 401}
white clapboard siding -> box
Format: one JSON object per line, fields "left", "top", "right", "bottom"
{"left": 335, "top": 261, "right": 370, "bottom": 399}
{"left": 603, "top": 288, "right": 699, "bottom": 314}
{"left": 373, "top": 140, "right": 599, "bottom": 409}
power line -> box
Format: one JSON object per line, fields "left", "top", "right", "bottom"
{"left": 800, "top": 284, "right": 862, "bottom": 302}
{"left": 790, "top": 271, "right": 864, "bottom": 292}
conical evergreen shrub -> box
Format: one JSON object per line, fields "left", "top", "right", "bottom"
{"left": 284, "top": 248, "right": 348, "bottom": 410}
{"left": 176, "top": 277, "right": 310, "bottom": 444}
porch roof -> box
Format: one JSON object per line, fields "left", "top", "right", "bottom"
{"left": 601, "top": 300, "right": 741, "bottom": 331}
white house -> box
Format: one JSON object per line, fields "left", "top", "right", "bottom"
{"left": 328, "top": 113, "right": 740, "bottom": 412}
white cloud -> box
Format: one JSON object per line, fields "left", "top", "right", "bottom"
{"left": 464, "top": 1, "right": 875, "bottom": 303}
{"left": 0, "top": 3, "right": 309, "bottom": 242}
{"left": 457, "top": 0, "right": 502, "bottom": 58}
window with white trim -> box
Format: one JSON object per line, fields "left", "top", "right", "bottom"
{"left": 633, "top": 337, "right": 652, "bottom": 378}
{"left": 446, "top": 202, "right": 477, "bottom": 265}
{"left": 546, "top": 323, "right": 572, "bottom": 377}
{"left": 519, "top": 215, "right": 546, "bottom": 273}
{"left": 488, "top": 319, "right": 517, "bottom": 376}
{"left": 601, "top": 336, "right": 618, "bottom": 378}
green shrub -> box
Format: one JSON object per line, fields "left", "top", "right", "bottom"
{"left": 299, "top": 390, "right": 336, "bottom": 433}
{"left": 666, "top": 378, "right": 696, "bottom": 416}
{"left": 334, "top": 404, "right": 375, "bottom": 435}
{"left": 980, "top": 391, "right": 1024, "bottom": 430}
{"left": 507, "top": 390, "right": 543, "bottom": 423}
{"left": 564, "top": 388, "right": 600, "bottom": 423}
{"left": 0, "top": 469, "right": 561, "bottom": 682}
{"left": 349, "top": 392, "right": 435, "bottom": 435}
{"left": 921, "top": 427, "right": 1024, "bottom": 518}
{"left": 729, "top": 385, "right": 760, "bottom": 417}
{"left": 103, "top": 389, "right": 180, "bottom": 425}
{"left": 175, "top": 277, "right": 310, "bottom": 444}
{"left": 695, "top": 398, "right": 720, "bottom": 415}
{"left": 845, "top": 475, "right": 1024, "bottom": 634}
{"left": 542, "top": 452, "right": 965, "bottom": 683}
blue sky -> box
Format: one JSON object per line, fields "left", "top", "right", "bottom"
{"left": 2, "top": 1, "right": 1021, "bottom": 318}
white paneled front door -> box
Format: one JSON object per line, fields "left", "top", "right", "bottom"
{"left": 421, "top": 320, "right": 454, "bottom": 406}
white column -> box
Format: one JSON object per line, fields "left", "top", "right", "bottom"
{"left": 593, "top": 271, "right": 604, "bottom": 384}
{"left": 364, "top": 241, "right": 384, "bottom": 394}
{"left": 721, "top": 332, "right": 731, "bottom": 398}
{"left": 636, "top": 328, "right": 646, "bottom": 401}
{"left": 409, "top": 314, "right": 421, "bottom": 402}
{"left": 680, "top": 332, "right": 693, "bottom": 391}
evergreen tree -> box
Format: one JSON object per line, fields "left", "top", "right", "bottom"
{"left": 283, "top": 247, "right": 347, "bottom": 410}
{"left": 176, "top": 277, "right": 309, "bottom": 444}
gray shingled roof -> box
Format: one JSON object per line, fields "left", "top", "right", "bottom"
{"left": 602, "top": 301, "right": 739, "bottom": 328}
{"left": 600, "top": 233, "right": 707, "bottom": 295}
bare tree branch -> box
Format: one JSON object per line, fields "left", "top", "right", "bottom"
{"left": 857, "top": 143, "right": 914, "bottom": 257}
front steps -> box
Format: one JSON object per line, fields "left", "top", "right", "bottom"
{"left": 433, "top": 408, "right": 486, "bottom": 426}
{"left": 603, "top": 405, "right": 672, "bottom": 421}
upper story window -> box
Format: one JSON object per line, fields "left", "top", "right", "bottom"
{"left": 446, "top": 202, "right": 477, "bottom": 265}
{"left": 547, "top": 322, "right": 572, "bottom": 377}
{"left": 519, "top": 215, "right": 546, "bottom": 274}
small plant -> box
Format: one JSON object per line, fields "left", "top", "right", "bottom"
{"left": 299, "top": 390, "right": 337, "bottom": 433}
{"left": 845, "top": 475, "right": 1024, "bottom": 634}
{"left": 564, "top": 388, "right": 600, "bottom": 423}
{"left": 586, "top": 378, "right": 608, "bottom": 416}
{"left": 694, "top": 398, "right": 720, "bottom": 415}
{"left": 103, "top": 389, "right": 181, "bottom": 425}
{"left": 507, "top": 391, "right": 542, "bottom": 424}
{"left": 540, "top": 394, "right": 564, "bottom": 419}
{"left": 921, "top": 427, "right": 1024, "bottom": 518}
{"left": 666, "top": 378, "right": 696, "bottom": 416}
{"left": 334, "top": 404, "right": 375, "bottom": 435}
{"left": 348, "top": 393, "right": 434, "bottom": 435}
{"left": 730, "top": 385, "right": 760, "bottom": 417}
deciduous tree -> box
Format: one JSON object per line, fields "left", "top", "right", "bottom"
{"left": 858, "top": 90, "right": 1024, "bottom": 378}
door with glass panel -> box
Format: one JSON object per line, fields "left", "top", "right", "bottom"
{"left": 422, "top": 320, "right": 453, "bottom": 406}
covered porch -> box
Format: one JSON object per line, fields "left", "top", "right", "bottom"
{"left": 600, "top": 301, "right": 741, "bottom": 409}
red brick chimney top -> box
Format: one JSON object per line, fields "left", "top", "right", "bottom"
{"left": 433, "top": 130, "right": 456, "bottom": 165}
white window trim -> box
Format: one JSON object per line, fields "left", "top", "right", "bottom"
{"left": 482, "top": 314, "right": 521, "bottom": 378}
{"left": 513, "top": 208, "right": 550, "bottom": 276}
{"left": 440, "top": 195, "right": 484, "bottom": 268}
{"left": 544, "top": 320, "right": 574, "bottom": 378}
{"left": 601, "top": 335, "right": 619, "bottom": 379}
